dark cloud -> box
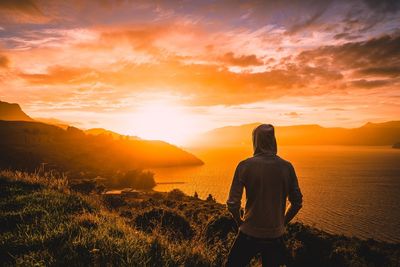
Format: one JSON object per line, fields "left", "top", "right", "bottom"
{"left": 219, "top": 52, "right": 263, "bottom": 67}
{"left": 0, "top": 0, "right": 41, "bottom": 14}
{"left": 355, "top": 66, "right": 400, "bottom": 77}
{"left": 285, "top": 3, "right": 329, "bottom": 35}
{"left": 297, "top": 34, "right": 400, "bottom": 73}
{"left": 333, "top": 32, "right": 361, "bottom": 40}
{"left": 363, "top": 0, "right": 400, "bottom": 13}
{"left": 0, "top": 55, "right": 9, "bottom": 68}
{"left": 350, "top": 79, "right": 393, "bottom": 88}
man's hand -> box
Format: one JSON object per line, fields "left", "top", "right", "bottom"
{"left": 235, "top": 218, "right": 244, "bottom": 227}
{"left": 229, "top": 208, "right": 244, "bottom": 228}
{"left": 284, "top": 203, "right": 302, "bottom": 226}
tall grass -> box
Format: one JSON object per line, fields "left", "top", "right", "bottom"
{"left": 0, "top": 170, "right": 399, "bottom": 267}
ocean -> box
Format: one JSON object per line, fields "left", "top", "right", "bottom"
{"left": 152, "top": 146, "right": 400, "bottom": 243}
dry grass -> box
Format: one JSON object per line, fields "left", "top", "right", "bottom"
{"left": 0, "top": 170, "right": 399, "bottom": 267}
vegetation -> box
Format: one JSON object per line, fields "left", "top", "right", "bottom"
{"left": 1, "top": 170, "right": 399, "bottom": 267}
{"left": 0, "top": 120, "right": 203, "bottom": 189}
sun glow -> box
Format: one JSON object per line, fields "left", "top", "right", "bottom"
{"left": 130, "top": 102, "right": 198, "bottom": 145}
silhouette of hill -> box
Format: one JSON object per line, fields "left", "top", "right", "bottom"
{"left": 34, "top": 117, "right": 73, "bottom": 129}
{"left": 191, "top": 121, "right": 400, "bottom": 147}
{"left": 85, "top": 128, "right": 141, "bottom": 140}
{"left": 0, "top": 101, "right": 32, "bottom": 121}
{"left": 0, "top": 100, "right": 203, "bottom": 176}
{"left": 0, "top": 121, "right": 203, "bottom": 176}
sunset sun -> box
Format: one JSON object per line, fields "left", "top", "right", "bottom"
{"left": 131, "top": 102, "right": 198, "bottom": 145}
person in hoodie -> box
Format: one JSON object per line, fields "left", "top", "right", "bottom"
{"left": 225, "top": 124, "right": 303, "bottom": 267}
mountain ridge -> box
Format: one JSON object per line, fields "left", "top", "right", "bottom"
{"left": 190, "top": 121, "right": 400, "bottom": 147}
{"left": 0, "top": 101, "right": 33, "bottom": 121}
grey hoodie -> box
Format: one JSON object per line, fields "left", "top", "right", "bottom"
{"left": 227, "top": 124, "right": 303, "bottom": 238}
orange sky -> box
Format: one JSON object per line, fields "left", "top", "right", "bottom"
{"left": 0, "top": 0, "right": 399, "bottom": 144}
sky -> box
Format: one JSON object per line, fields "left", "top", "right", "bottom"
{"left": 0, "top": 0, "right": 399, "bottom": 144}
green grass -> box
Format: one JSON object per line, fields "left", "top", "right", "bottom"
{"left": 0, "top": 170, "right": 399, "bottom": 266}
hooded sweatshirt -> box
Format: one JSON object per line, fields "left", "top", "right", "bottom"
{"left": 227, "top": 124, "right": 303, "bottom": 238}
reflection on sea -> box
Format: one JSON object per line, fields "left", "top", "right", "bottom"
{"left": 152, "top": 146, "right": 400, "bottom": 243}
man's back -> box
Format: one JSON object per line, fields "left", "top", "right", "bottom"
{"left": 230, "top": 154, "right": 301, "bottom": 238}
{"left": 226, "top": 124, "right": 303, "bottom": 238}
{"left": 225, "top": 124, "right": 303, "bottom": 267}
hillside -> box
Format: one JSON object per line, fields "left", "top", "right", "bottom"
{"left": 190, "top": 121, "right": 400, "bottom": 147}
{"left": 0, "top": 100, "right": 203, "bottom": 183}
{"left": 85, "top": 128, "right": 141, "bottom": 140}
{"left": 0, "top": 101, "right": 32, "bottom": 121}
{"left": 0, "top": 120, "right": 203, "bottom": 182}
{"left": 34, "top": 117, "right": 72, "bottom": 129}
{"left": 1, "top": 170, "right": 399, "bottom": 266}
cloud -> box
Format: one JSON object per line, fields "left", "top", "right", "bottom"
{"left": 297, "top": 34, "right": 400, "bottom": 73}
{"left": 355, "top": 66, "right": 400, "bottom": 77}
{"left": 1, "top": 0, "right": 399, "bottom": 113}
{"left": 0, "top": 55, "right": 9, "bottom": 68}
{"left": 17, "top": 57, "right": 346, "bottom": 106}
{"left": 284, "top": 112, "right": 301, "bottom": 117}
{"left": 326, "top": 107, "right": 346, "bottom": 111}
{"left": 363, "top": 0, "right": 400, "bottom": 13}
{"left": 0, "top": 0, "right": 41, "bottom": 14}
{"left": 219, "top": 52, "right": 263, "bottom": 67}
{"left": 285, "top": 4, "right": 329, "bottom": 35}
{"left": 350, "top": 79, "right": 394, "bottom": 88}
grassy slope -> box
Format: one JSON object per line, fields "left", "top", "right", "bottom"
{"left": 0, "top": 171, "right": 399, "bottom": 267}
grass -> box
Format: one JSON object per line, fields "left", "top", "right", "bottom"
{"left": 0, "top": 170, "right": 399, "bottom": 266}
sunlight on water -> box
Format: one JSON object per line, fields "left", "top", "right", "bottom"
{"left": 152, "top": 146, "right": 400, "bottom": 243}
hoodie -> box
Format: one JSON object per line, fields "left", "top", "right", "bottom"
{"left": 227, "top": 124, "right": 303, "bottom": 238}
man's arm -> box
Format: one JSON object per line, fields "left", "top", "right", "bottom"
{"left": 226, "top": 162, "right": 245, "bottom": 226}
{"left": 284, "top": 163, "right": 303, "bottom": 225}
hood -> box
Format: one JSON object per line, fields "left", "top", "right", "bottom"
{"left": 252, "top": 124, "right": 277, "bottom": 156}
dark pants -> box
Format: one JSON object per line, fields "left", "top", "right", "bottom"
{"left": 225, "top": 231, "right": 286, "bottom": 267}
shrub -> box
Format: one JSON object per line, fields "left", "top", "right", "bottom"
{"left": 168, "top": 189, "right": 186, "bottom": 200}
{"left": 69, "top": 179, "right": 97, "bottom": 194}
{"left": 206, "top": 194, "right": 216, "bottom": 202}
{"left": 134, "top": 208, "right": 194, "bottom": 240}
{"left": 204, "top": 214, "right": 237, "bottom": 242}
{"left": 102, "top": 195, "right": 127, "bottom": 210}
{"left": 108, "top": 169, "right": 156, "bottom": 190}
{"left": 125, "top": 170, "right": 156, "bottom": 190}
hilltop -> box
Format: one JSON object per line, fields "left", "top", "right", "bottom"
{"left": 0, "top": 120, "right": 203, "bottom": 175}
{"left": 0, "top": 101, "right": 33, "bottom": 121}
{"left": 190, "top": 121, "right": 400, "bottom": 147}
{"left": 0, "top": 170, "right": 399, "bottom": 266}
{"left": 0, "top": 100, "right": 203, "bottom": 188}
{"left": 85, "top": 127, "right": 141, "bottom": 140}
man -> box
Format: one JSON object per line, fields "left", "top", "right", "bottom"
{"left": 225, "top": 124, "right": 303, "bottom": 267}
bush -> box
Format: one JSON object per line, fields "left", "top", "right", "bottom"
{"left": 134, "top": 208, "right": 194, "bottom": 240}
{"left": 204, "top": 214, "right": 237, "bottom": 242}
{"left": 206, "top": 194, "right": 216, "bottom": 202}
{"left": 69, "top": 179, "right": 97, "bottom": 194}
{"left": 168, "top": 189, "right": 185, "bottom": 200}
{"left": 125, "top": 170, "right": 156, "bottom": 190}
{"left": 108, "top": 169, "right": 156, "bottom": 190}
{"left": 102, "top": 195, "right": 127, "bottom": 210}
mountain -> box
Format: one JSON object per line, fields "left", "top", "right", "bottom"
{"left": 0, "top": 121, "right": 203, "bottom": 177}
{"left": 34, "top": 117, "right": 73, "bottom": 129}
{"left": 85, "top": 128, "right": 141, "bottom": 140}
{"left": 0, "top": 100, "right": 203, "bottom": 177}
{"left": 0, "top": 101, "right": 33, "bottom": 121}
{"left": 190, "top": 121, "right": 400, "bottom": 147}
